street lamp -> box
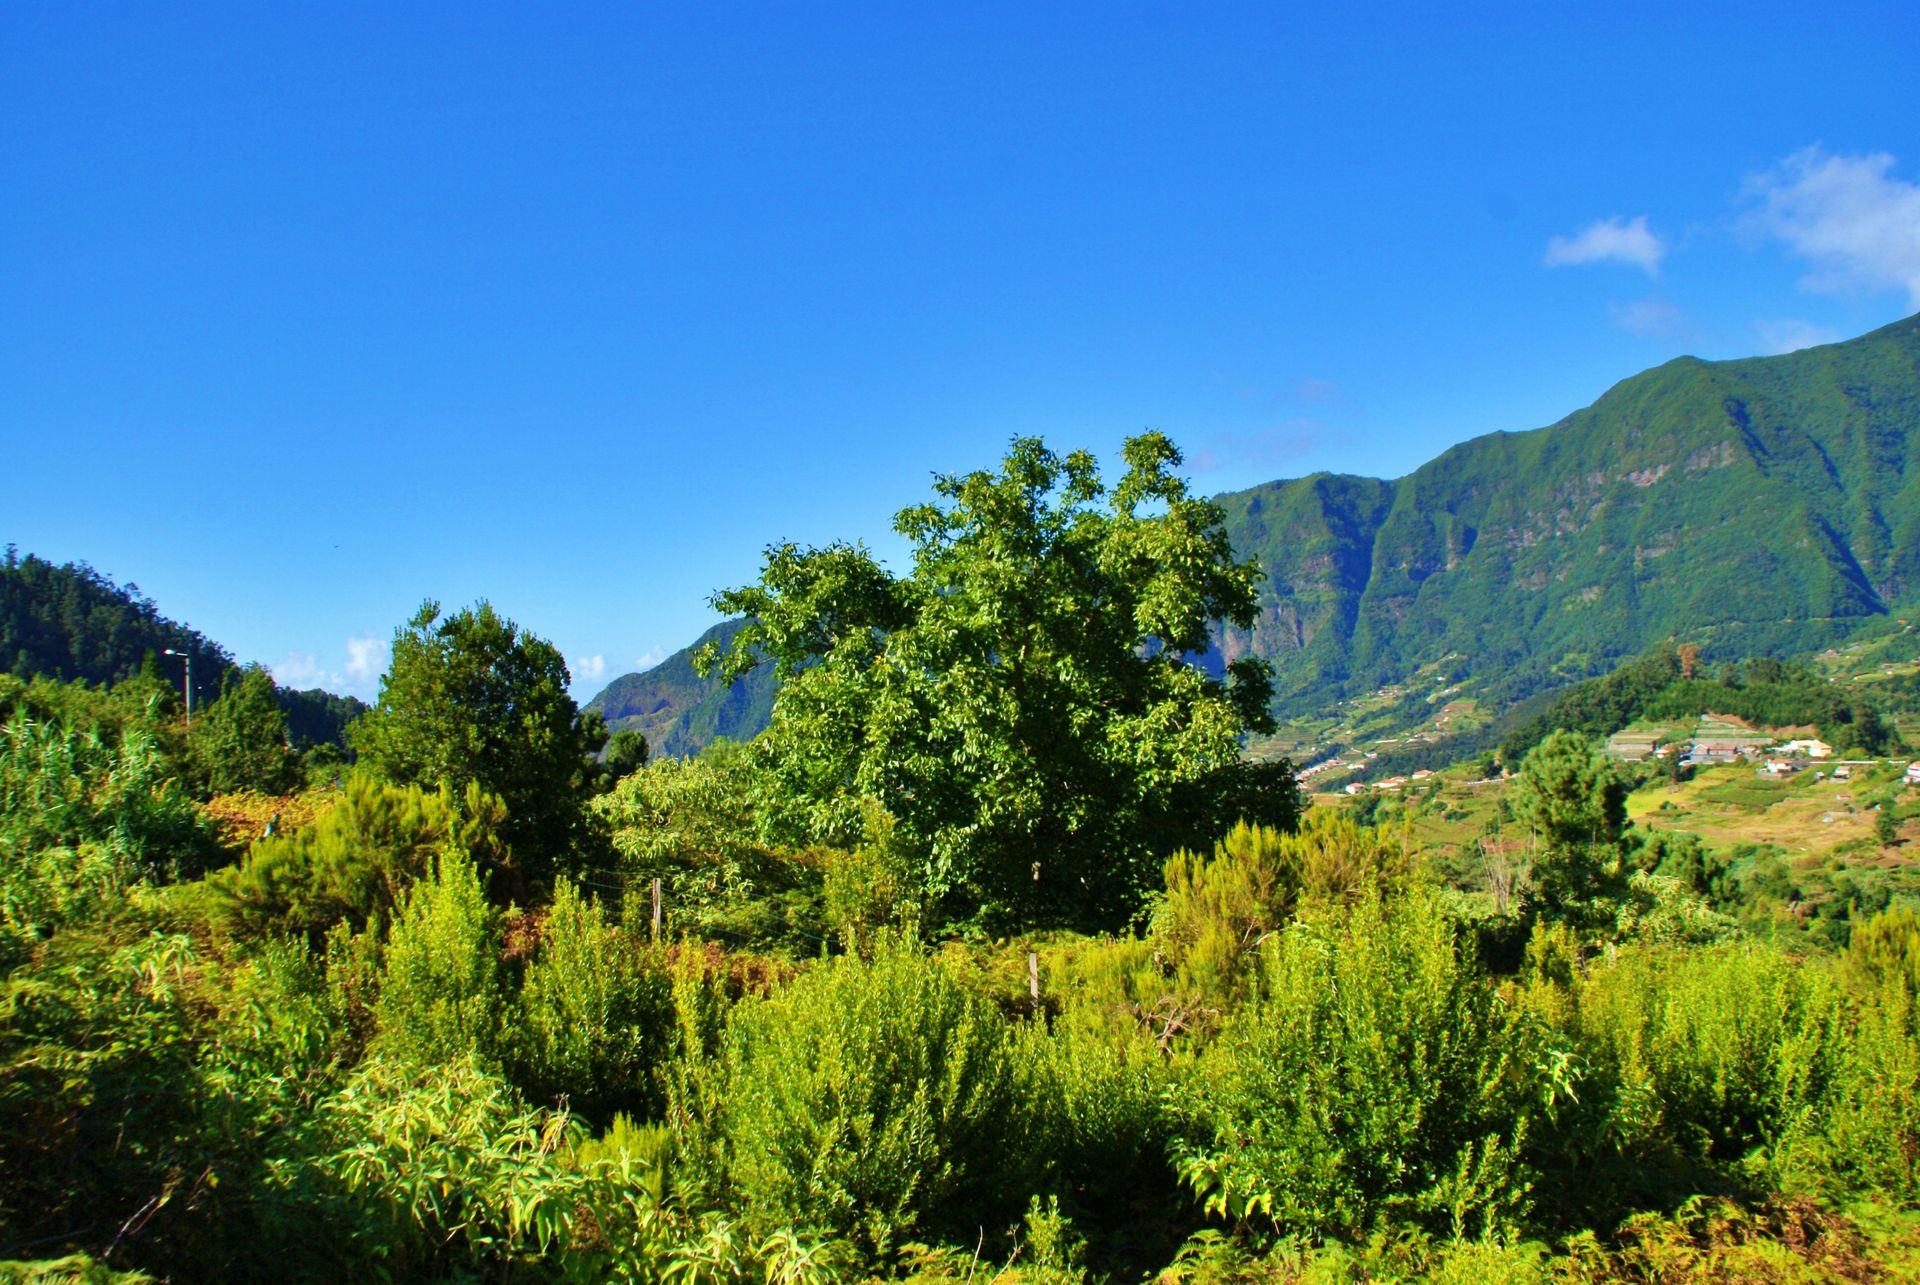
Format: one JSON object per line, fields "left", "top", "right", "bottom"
{"left": 162, "top": 647, "right": 193, "bottom": 729}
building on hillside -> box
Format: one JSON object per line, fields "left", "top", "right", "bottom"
{"left": 1777, "top": 738, "right": 1832, "bottom": 759}
{"left": 1906, "top": 762, "right": 1920, "bottom": 786}
{"left": 1605, "top": 731, "right": 1664, "bottom": 761}
{"left": 1684, "top": 734, "right": 1769, "bottom": 767}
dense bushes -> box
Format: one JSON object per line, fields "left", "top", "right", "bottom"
{"left": 1155, "top": 813, "right": 1403, "bottom": 1007}
{"left": 207, "top": 776, "right": 506, "bottom": 940}
{"left": 510, "top": 877, "right": 674, "bottom": 1120}
{"left": 7, "top": 669, "right": 1920, "bottom": 1281}
{"left": 371, "top": 849, "right": 505, "bottom": 1067}
{"left": 0, "top": 713, "right": 214, "bottom": 964}
{"left": 1173, "top": 889, "right": 1551, "bottom": 1240}
{"left": 711, "top": 937, "right": 1026, "bottom": 1259}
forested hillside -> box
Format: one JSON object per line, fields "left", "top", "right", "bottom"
{"left": 586, "top": 618, "right": 777, "bottom": 757}
{"left": 0, "top": 549, "right": 365, "bottom": 748}
{"left": 1213, "top": 312, "right": 1920, "bottom": 715}
{"left": 0, "top": 548, "right": 232, "bottom": 707}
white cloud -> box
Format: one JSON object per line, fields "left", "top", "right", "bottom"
{"left": 1755, "top": 318, "right": 1843, "bottom": 355}
{"left": 1609, "top": 297, "right": 1692, "bottom": 340}
{"left": 1743, "top": 147, "right": 1920, "bottom": 307}
{"left": 633, "top": 645, "right": 669, "bottom": 671}
{"left": 344, "top": 633, "right": 390, "bottom": 686}
{"left": 268, "top": 631, "right": 390, "bottom": 701}
{"left": 269, "top": 651, "right": 327, "bottom": 691}
{"left": 1544, "top": 215, "right": 1666, "bottom": 275}
{"left": 572, "top": 653, "right": 608, "bottom": 685}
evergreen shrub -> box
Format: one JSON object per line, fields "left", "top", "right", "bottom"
{"left": 716, "top": 935, "right": 1024, "bottom": 1259}
{"left": 1173, "top": 889, "right": 1549, "bottom": 1239}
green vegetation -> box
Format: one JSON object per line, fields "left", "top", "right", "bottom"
{"left": 1501, "top": 647, "right": 1902, "bottom": 762}
{"left": 1, "top": 548, "right": 365, "bottom": 750}
{"left": 583, "top": 316, "right": 1920, "bottom": 779}
{"left": 11, "top": 408, "right": 1920, "bottom": 1279}
{"left": 349, "top": 599, "right": 608, "bottom": 893}
{"left": 1218, "top": 313, "right": 1920, "bottom": 729}
{"left": 701, "top": 433, "right": 1296, "bottom": 932}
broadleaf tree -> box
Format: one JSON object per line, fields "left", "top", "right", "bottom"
{"left": 350, "top": 600, "right": 605, "bottom": 893}
{"left": 701, "top": 433, "right": 1298, "bottom": 930}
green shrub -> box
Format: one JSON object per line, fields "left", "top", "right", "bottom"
{"left": 0, "top": 712, "right": 213, "bottom": 900}
{"left": 1014, "top": 1016, "right": 1182, "bottom": 1272}
{"left": 1814, "top": 979, "right": 1920, "bottom": 1199}
{"left": 185, "top": 666, "right": 300, "bottom": 797}
{"left": 822, "top": 802, "right": 922, "bottom": 951}
{"left": 717, "top": 935, "right": 1024, "bottom": 1259}
{"left": 208, "top": 776, "right": 506, "bottom": 940}
{"left": 269, "top": 1054, "right": 588, "bottom": 1280}
{"left": 595, "top": 742, "right": 826, "bottom": 951}
{"left": 1154, "top": 813, "right": 1401, "bottom": 1009}
{"left": 1845, "top": 903, "right": 1920, "bottom": 994}
{"left": 1562, "top": 942, "right": 1847, "bottom": 1180}
{"left": 1172, "top": 890, "right": 1548, "bottom": 1240}
{"left": 509, "top": 878, "right": 673, "bottom": 1121}
{"left": 372, "top": 850, "right": 503, "bottom": 1067}
{"left": 0, "top": 931, "right": 207, "bottom": 1272}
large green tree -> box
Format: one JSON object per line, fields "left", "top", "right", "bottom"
{"left": 702, "top": 433, "right": 1297, "bottom": 930}
{"left": 350, "top": 601, "right": 604, "bottom": 891}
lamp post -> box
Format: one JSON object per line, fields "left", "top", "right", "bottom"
{"left": 162, "top": 647, "right": 193, "bottom": 730}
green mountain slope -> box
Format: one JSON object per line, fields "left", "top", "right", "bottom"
{"left": 1, "top": 548, "right": 234, "bottom": 707}
{"left": 585, "top": 618, "right": 777, "bottom": 758}
{"left": 1213, "top": 312, "right": 1920, "bottom": 721}
{"left": 0, "top": 549, "right": 367, "bottom": 746}
{"left": 590, "top": 313, "right": 1920, "bottom": 758}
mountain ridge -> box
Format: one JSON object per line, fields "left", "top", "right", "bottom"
{"left": 1215, "top": 312, "right": 1920, "bottom": 721}
{"left": 588, "top": 314, "right": 1920, "bottom": 756}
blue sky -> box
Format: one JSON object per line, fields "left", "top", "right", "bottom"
{"left": 5, "top": 2, "right": 1918, "bottom": 701}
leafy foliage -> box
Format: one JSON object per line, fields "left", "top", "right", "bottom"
{"left": 704, "top": 433, "right": 1295, "bottom": 930}
{"left": 1173, "top": 890, "right": 1551, "bottom": 1240}
{"left": 269, "top": 1054, "right": 588, "bottom": 1279}
{"left": 350, "top": 600, "right": 605, "bottom": 892}
{"left": 1509, "top": 731, "right": 1629, "bottom": 918}
{"left": 713, "top": 936, "right": 1026, "bottom": 1258}
{"left": 1155, "top": 813, "right": 1404, "bottom": 1008}
{"left": 207, "top": 776, "right": 505, "bottom": 941}
{"left": 371, "top": 850, "right": 505, "bottom": 1068}
{"left": 509, "top": 878, "right": 673, "bottom": 1121}
{"left": 186, "top": 665, "right": 299, "bottom": 796}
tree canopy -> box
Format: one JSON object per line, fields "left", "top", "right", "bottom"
{"left": 701, "top": 433, "right": 1297, "bottom": 930}
{"left": 349, "top": 600, "right": 604, "bottom": 890}
{"left": 1510, "top": 729, "right": 1628, "bottom": 916}
{"left": 188, "top": 664, "right": 300, "bottom": 795}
